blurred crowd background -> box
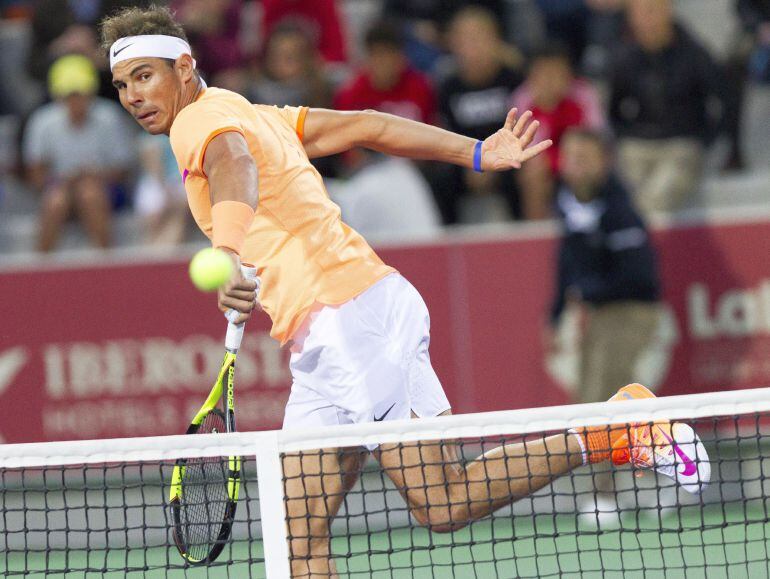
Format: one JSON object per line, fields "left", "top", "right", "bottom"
{"left": 0, "top": 0, "right": 768, "bottom": 255}
{"left": 0, "top": 0, "right": 769, "bottom": 452}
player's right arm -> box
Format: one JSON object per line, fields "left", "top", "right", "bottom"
{"left": 202, "top": 131, "right": 259, "bottom": 323}
{"left": 300, "top": 108, "right": 552, "bottom": 171}
{"left": 203, "top": 131, "right": 258, "bottom": 211}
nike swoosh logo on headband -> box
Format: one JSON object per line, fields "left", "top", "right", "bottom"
{"left": 112, "top": 43, "right": 134, "bottom": 58}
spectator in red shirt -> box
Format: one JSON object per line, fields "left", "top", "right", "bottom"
{"left": 261, "top": 0, "right": 347, "bottom": 64}
{"left": 249, "top": 22, "right": 333, "bottom": 108}
{"left": 334, "top": 21, "right": 437, "bottom": 124}
{"left": 510, "top": 43, "right": 605, "bottom": 219}
{"left": 172, "top": 0, "right": 248, "bottom": 79}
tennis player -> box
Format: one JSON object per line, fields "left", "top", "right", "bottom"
{"left": 103, "top": 7, "right": 709, "bottom": 577}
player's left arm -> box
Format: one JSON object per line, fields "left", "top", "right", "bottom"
{"left": 300, "top": 108, "right": 552, "bottom": 171}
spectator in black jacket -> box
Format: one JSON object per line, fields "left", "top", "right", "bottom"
{"left": 28, "top": 0, "right": 152, "bottom": 101}
{"left": 609, "top": 0, "right": 725, "bottom": 217}
{"left": 548, "top": 128, "right": 662, "bottom": 405}
{"left": 381, "top": 0, "right": 509, "bottom": 74}
{"left": 715, "top": 0, "right": 770, "bottom": 173}
{"left": 738, "top": 0, "right": 770, "bottom": 44}
{"left": 437, "top": 6, "right": 524, "bottom": 223}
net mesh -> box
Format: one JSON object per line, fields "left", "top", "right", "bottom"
{"left": 1, "top": 458, "right": 263, "bottom": 578}
{"left": 283, "top": 416, "right": 769, "bottom": 578}
{"left": 1, "top": 390, "right": 769, "bottom": 578}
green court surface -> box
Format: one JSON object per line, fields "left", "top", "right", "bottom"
{"left": 334, "top": 500, "right": 770, "bottom": 578}
{"left": 5, "top": 500, "right": 769, "bottom": 578}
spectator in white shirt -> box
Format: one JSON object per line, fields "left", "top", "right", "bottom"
{"left": 23, "top": 55, "right": 135, "bottom": 251}
{"left": 327, "top": 152, "right": 442, "bottom": 243}
{"left": 135, "top": 134, "right": 189, "bottom": 246}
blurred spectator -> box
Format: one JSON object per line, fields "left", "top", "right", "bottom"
{"left": 171, "top": 0, "right": 248, "bottom": 80}
{"left": 581, "top": 0, "right": 626, "bottom": 77}
{"left": 511, "top": 43, "right": 605, "bottom": 220}
{"left": 249, "top": 21, "right": 337, "bottom": 179}
{"left": 327, "top": 151, "right": 442, "bottom": 243}
{"left": 723, "top": 0, "right": 770, "bottom": 171}
{"left": 438, "top": 6, "right": 524, "bottom": 223}
{"left": 738, "top": 0, "right": 770, "bottom": 74}
{"left": 22, "top": 55, "right": 134, "bottom": 252}
{"left": 381, "top": 0, "right": 507, "bottom": 74}
{"left": 609, "top": 0, "right": 726, "bottom": 216}
{"left": 534, "top": 0, "right": 592, "bottom": 62}
{"left": 28, "top": 0, "right": 150, "bottom": 99}
{"left": 249, "top": 22, "right": 333, "bottom": 108}
{"left": 29, "top": 0, "right": 100, "bottom": 84}
{"left": 547, "top": 128, "right": 661, "bottom": 405}
{"left": 135, "top": 134, "right": 189, "bottom": 247}
{"left": 0, "top": 7, "right": 44, "bottom": 116}
{"left": 1, "top": 2, "right": 33, "bottom": 19}
{"left": 533, "top": 0, "right": 625, "bottom": 76}
{"left": 262, "top": 0, "right": 347, "bottom": 64}
{"left": 382, "top": 0, "right": 506, "bottom": 30}
{"left": 334, "top": 20, "right": 436, "bottom": 123}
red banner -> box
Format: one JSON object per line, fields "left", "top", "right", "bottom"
{"left": 1, "top": 215, "right": 769, "bottom": 443}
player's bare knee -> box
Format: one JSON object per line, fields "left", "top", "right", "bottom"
{"left": 409, "top": 506, "right": 470, "bottom": 534}
{"left": 43, "top": 190, "right": 69, "bottom": 215}
{"left": 74, "top": 184, "right": 107, "bottom": 206}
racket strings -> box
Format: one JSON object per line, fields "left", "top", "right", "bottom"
{"left": 177, "top": 410, "right": 231, "bottom": 561}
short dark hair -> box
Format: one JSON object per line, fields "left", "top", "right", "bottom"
{"left": 364, "top": 20, "right": 405, "bottom": 52}
{"left": 100, "top": 4, "right": 187, "bottom": 54}
{"left": 528, "top": 41, "right": 573, "bottom": 67}
{"left": 450, "top": 6, "right": 502, "bottom": 39}
{"left": 266, "top": 21, "right": 315, "bottom": 51}
{"left": 562, "top": 127, "right": 614, "bottom": 152}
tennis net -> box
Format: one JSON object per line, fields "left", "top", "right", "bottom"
{"left": 1, "top": 387, "right": 769, "bottom": 578}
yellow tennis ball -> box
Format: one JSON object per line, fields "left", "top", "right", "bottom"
{"left": 189, "top": 248, "right": 233, "bottom": 292}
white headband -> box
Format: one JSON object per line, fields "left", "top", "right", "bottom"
{"left": 109, "top": 34, "right": 196, "bottom": 71}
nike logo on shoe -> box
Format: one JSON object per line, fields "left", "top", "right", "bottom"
{"left": 112, "top": 43, "right": 134, "bottom": 58}
{"left": 609, "top": 384, "right": 709, "bottom": 493}
{"left": 639, "top": 422, "right": 709, "bottom": 494}
{"left": 374, "top": 403, "right": 396, "bottom": 422}
{"left": 658, "top": 426, "right": 698, "bottom": 477}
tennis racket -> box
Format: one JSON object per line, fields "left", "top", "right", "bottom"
{"left": 170, "top": 264, "right": 257, "bottom": 565}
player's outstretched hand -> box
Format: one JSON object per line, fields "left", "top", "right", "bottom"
{"left": 218, "top": 250, "right": 259, "bottom": 324}
{"left": 481, "top": 108, "right": 553, "bottom": 171}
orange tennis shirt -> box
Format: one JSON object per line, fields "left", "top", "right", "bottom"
{"left": 170, "top": 87, "right": 396, "bottom": 344}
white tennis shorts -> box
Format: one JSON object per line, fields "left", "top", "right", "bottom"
{"left": 282, "top": 273, "right": 451, "bottom": 445}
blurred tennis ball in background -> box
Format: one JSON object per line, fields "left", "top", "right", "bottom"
{"left": 189, "top": 248, "right": 233, "bottom": 292}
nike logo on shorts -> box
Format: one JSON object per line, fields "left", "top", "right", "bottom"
{"left": 374, "top": 403, "right": 396, "bottom": 422}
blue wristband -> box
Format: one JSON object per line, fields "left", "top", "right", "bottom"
{"left": 473, "top": 140, "right": 483, "bottom": 173}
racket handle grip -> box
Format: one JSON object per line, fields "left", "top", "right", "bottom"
{"left": 225, "top": 264, "right": 258, "bottom": 352}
